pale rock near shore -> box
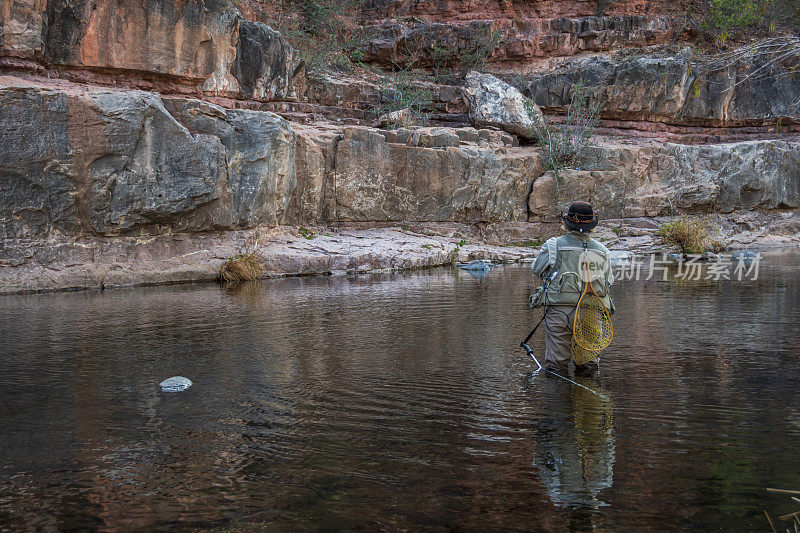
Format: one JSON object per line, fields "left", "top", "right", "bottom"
{"left": 0, "top": 227, "right": 538, "bottom": 293}
{"left": 3, "top": 213, "right": 799, "bottom": 294}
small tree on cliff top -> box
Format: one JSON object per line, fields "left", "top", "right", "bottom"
{"left": 267, "top": 0, "right": 373, "bottom": 72}
{"left": 526, "top": 82, "right": 601, "bottom": 174}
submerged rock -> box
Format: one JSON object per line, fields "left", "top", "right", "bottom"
{"left": 608, "top": 251, "right": 634, "bottom": 266}
{"left": 463, "top": 71, "right": 542, "bottom": 140}
{"left": 159, "top": 376, "right": 193, "bottom": 392}
{"left": 458, "top": 260, "right": 492, "bottom": 271}
{"left": 732, "top": 251, "right": 759, "bottom": 263}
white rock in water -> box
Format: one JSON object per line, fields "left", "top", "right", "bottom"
{"left": 159, "top": 376, "right": 192, "bottom": 392}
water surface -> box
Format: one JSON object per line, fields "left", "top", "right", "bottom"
{"left": 1, "top": 253, "right": 799, "bottom": 531}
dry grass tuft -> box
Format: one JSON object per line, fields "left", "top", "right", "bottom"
{"left": 658, "top": 216, "right": 723, "bottom": 254}
{"left": 219, "top": 253, "right": 264, "bottom": 283}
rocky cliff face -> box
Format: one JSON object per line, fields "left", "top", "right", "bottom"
{"left": 1, "top": 0, "right": 303, "bottom": 100}
{"left": 529, "top": 140, "right": 800, "bottom": 219}
{"left": 1, "top": 0, "right": 799, "bottom": 293}
{"left": 0, "top": 76, "right": 540, "bottom": 240}
{"left": 526, "top": 45, "right": 800, "bottom": 127}
{"left": 4, "top": 75, "right": 796, "bottom": 236}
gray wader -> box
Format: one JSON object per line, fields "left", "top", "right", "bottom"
{"left": 543, "top": 304, "right": 599, "bottom": 374}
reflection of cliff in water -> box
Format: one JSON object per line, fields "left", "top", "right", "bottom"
{"left": 533, "top": 377, "right": 614, "bottom": 510}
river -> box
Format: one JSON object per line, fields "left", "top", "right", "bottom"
{"left": 1, "top": 252, "right": 799, "bottom": 531}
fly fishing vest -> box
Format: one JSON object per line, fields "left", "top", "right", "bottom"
{"left": 530, "top": 234, "right": 614, "bottom": 310}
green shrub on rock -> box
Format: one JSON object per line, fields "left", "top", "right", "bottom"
{"left": 266, "top": 0, "right": 373, "bottom": 73}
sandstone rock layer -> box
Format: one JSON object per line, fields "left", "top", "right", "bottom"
{"left": 527, "top": 45, "right": 800, "bottom": 127}
{"left": 529, "top": 141, "right": 800, "bottom": 219}
{"left": 1, "top": 0, "right": 302, "bottom": 101}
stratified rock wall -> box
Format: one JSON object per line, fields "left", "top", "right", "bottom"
{"left": 1, "top": 0, "right": 302, "bottom": 100}
{"left": 363, "top": 16, "right": 676, "bottom": 68}
{"left": 529, "top": 141, "right": 800, "bottom": 219}
{"left": 362, "top": 0, "right": 674, "bottom": 20}
{"left": 527, "top": 46, "right": 800, "bottom": 127}
{"left": 0, "top": 77, "right": 544, "bottom": 239}
{"left": 4, "top": 75, "right": 798, "bottom": 244}
{"left": 0, "top": 77, "right": 299, "bottom": 238}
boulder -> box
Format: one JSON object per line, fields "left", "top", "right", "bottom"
{"left": 413, "top": 128, "right": 461, "bottom": 148}
{"left": 458, "top": 259, "right": 492, "bottom": 271}
{"left": 463, "top": 71, "right": 543, "bottom": 140}
{"left": 376, "top": 108, "right": 413, "bottom": 128}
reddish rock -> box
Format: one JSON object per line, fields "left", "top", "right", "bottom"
{"left": 0, "top": 0, "right": 46, "bottom": 58}
{"left": 363, "top": 16, "right": 676, "bottom": 68}
{"left": 1, "top": 0, "right": 303, "bottom": 101}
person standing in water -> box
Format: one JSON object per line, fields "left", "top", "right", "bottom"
{"left": 530, "top": 202, "right": 615, "bottom": 376}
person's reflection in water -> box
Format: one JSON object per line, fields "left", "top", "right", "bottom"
{"left": 533, "top": 375, "right": 615, "bottom": 511}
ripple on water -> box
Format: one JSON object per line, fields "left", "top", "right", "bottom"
{"left": 0, "top": 258, "right": 799, "bottom": 530}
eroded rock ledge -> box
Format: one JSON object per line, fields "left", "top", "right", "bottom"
{"left": 0, "top": 227, "right": 539, "bottom": 293}
{"left": 4, "top": 211, "right": 799, "bottom": 294}
{"left": 1, "top": 74, "right": 799, "bottom": 293}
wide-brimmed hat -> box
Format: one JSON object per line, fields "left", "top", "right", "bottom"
{"left": 562, "top": 201, "right": 599, "bottom": 232}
